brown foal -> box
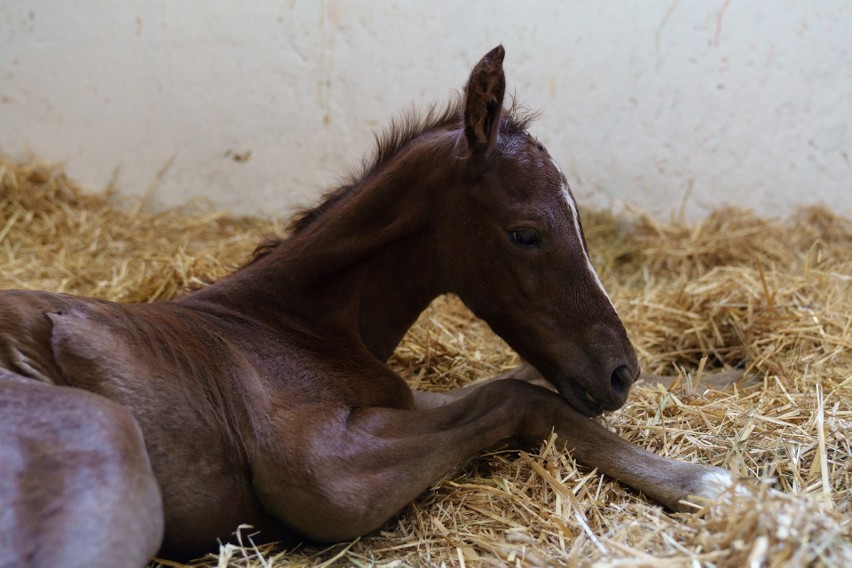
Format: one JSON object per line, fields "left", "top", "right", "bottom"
{"left": 0, "top": 46, "right": 737, "bottom": 567}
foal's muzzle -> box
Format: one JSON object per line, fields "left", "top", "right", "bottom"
{"left": 610, "top": 364, "right": 636, "bottom": 400}
{"left": 560, "top": 362, "right": 639, "bottom": 417}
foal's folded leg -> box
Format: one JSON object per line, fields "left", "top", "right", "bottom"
{"left": 255, "top": 379, "right": 733, "bottom": 542}
{"left": 0, "top": 375, "right": 164, "bottom": 568}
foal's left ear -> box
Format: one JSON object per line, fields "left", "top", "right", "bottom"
{"left": 463, "top": 45, "right": 506, "bottom": 160}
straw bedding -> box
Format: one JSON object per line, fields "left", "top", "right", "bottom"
{"left": 0, "top": 156, "right": 849, "bottom": 567}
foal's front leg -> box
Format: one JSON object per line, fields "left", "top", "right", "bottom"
{"left": 253, "top": 380, "right": 733, "bottom": 542}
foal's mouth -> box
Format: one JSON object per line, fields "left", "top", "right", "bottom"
{"left": 559, "top": 380, "right": 604, "bottom": 418}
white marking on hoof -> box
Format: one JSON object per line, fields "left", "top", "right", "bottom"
{"left": 694, "top": 469, "right": 734, "bottom": 499}
{"left": 693, "top": 468, "right": 753, "bottom": 502}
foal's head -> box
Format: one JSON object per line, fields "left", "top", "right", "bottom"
{"left": 440, "top": 46, "right": 639, "bottom": 416}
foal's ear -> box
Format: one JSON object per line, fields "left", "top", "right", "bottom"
{"left": 463, "top": 45, "right": 506, "bottom": 160}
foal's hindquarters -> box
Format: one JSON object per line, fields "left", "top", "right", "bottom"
{"left": 0, "top": 374, "right": 163, "bottom": 568}
{"left": 0, "top": 292, "right": 160, "bottom": 568}
{"left": 0, "top": 291, "right": 286, "bottom": 563}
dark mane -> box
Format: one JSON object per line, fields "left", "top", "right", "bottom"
{"left": 248, "top": 97, "right": 537, "bottom": 265}
{"left": 286, "top": 97, "right": 463, "bottom": 237}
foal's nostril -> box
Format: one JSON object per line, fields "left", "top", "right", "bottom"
{"left": 610, "top": 365, "right": 634, "bottom": 396}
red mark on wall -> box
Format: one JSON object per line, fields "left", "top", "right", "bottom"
{"left": 714, "top": 0, "right": 732, "bottom": 47}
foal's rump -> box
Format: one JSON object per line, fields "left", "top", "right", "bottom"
{"left": 0, "top": 291, "right": 160, "bottom": 567}
{"left": 0, "top": 289, "right": 279, "bottom": 558}
{"left": 0, "top": 372, "right": 164, "bottom": 568}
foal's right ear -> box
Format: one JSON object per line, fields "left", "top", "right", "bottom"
{"left": 463, "top": 45, "right": 506, "bottom": 161}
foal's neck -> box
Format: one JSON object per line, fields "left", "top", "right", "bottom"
{"left": 192, "top": 132, "right": 460, "bottom": 361}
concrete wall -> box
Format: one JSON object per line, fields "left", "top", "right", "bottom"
{"left": 2, "top": 1, "right": 850, "bottom": 219}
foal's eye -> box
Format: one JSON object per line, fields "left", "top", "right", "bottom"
{"left": 509, "top": 229, "right": 541, "bottom": 247}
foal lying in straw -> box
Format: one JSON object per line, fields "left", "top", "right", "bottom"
{"left": 0, "top": 46, "right": 746, "bottom": 566}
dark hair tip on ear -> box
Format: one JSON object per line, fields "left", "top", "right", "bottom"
{"left": 486, "top": 44, "right": 506, "bottom": 64}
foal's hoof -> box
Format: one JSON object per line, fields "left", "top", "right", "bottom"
{"left": 670, "top": 466, "right": 740, "bottom": 512}
{"left": 692, "top": 467, "right": 736, "bottom": 499}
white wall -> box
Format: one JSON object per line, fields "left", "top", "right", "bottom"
{"left": 1, "top": 1, "right": 850, "bottom": 219}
